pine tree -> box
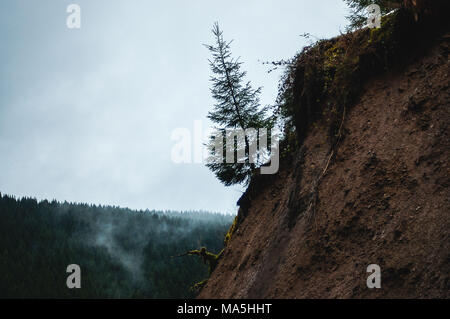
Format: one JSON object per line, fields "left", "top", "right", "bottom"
{"left": 345, "top": 0, "right": 403, "bottom": 30}
{"left": 204, "top": 23, "right": 272, "bottom": 186}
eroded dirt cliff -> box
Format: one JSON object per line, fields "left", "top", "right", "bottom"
{"left": 199, "top": 32, "right": 450, "bottom": 299}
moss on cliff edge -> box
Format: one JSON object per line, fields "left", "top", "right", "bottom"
{"left": 276, "top": 8, "right": 445, "bottom": 153}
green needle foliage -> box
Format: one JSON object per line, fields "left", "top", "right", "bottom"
{"left": 204, "top": 23, "right": 273, "bottom": 186}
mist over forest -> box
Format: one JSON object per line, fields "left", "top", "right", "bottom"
{"left": 0, "top": 192, "right": 233, "bottom": 298}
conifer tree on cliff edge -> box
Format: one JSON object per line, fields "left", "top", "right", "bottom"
{"left": 204, "top": 23, "right": 273, "bottom": 186}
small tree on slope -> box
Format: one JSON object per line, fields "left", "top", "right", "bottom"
{"left": 204, "top": 23, "right": 272, "bottom": 186}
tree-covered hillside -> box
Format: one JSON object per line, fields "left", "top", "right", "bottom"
{"left": 0, "top": 192, "right": 233, "bottom": 298}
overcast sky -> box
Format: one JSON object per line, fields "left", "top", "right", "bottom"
{"left": 0, "top": 0, "right": 349, "bottom": 214}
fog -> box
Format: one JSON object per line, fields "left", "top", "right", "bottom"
{"left": 0, "top": 0, "right": 349, "bottom": 213}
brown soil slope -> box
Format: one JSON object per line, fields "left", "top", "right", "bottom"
{"left": 199, "top": 35, "right": 450, "bottom": 299}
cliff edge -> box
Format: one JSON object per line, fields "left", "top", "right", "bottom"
{"left": 199, "top": 9, "right": 449, "bottom": 299}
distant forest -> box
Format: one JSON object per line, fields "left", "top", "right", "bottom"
{"left": 0, "top": 192, "right": 233, "bottom": 298}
